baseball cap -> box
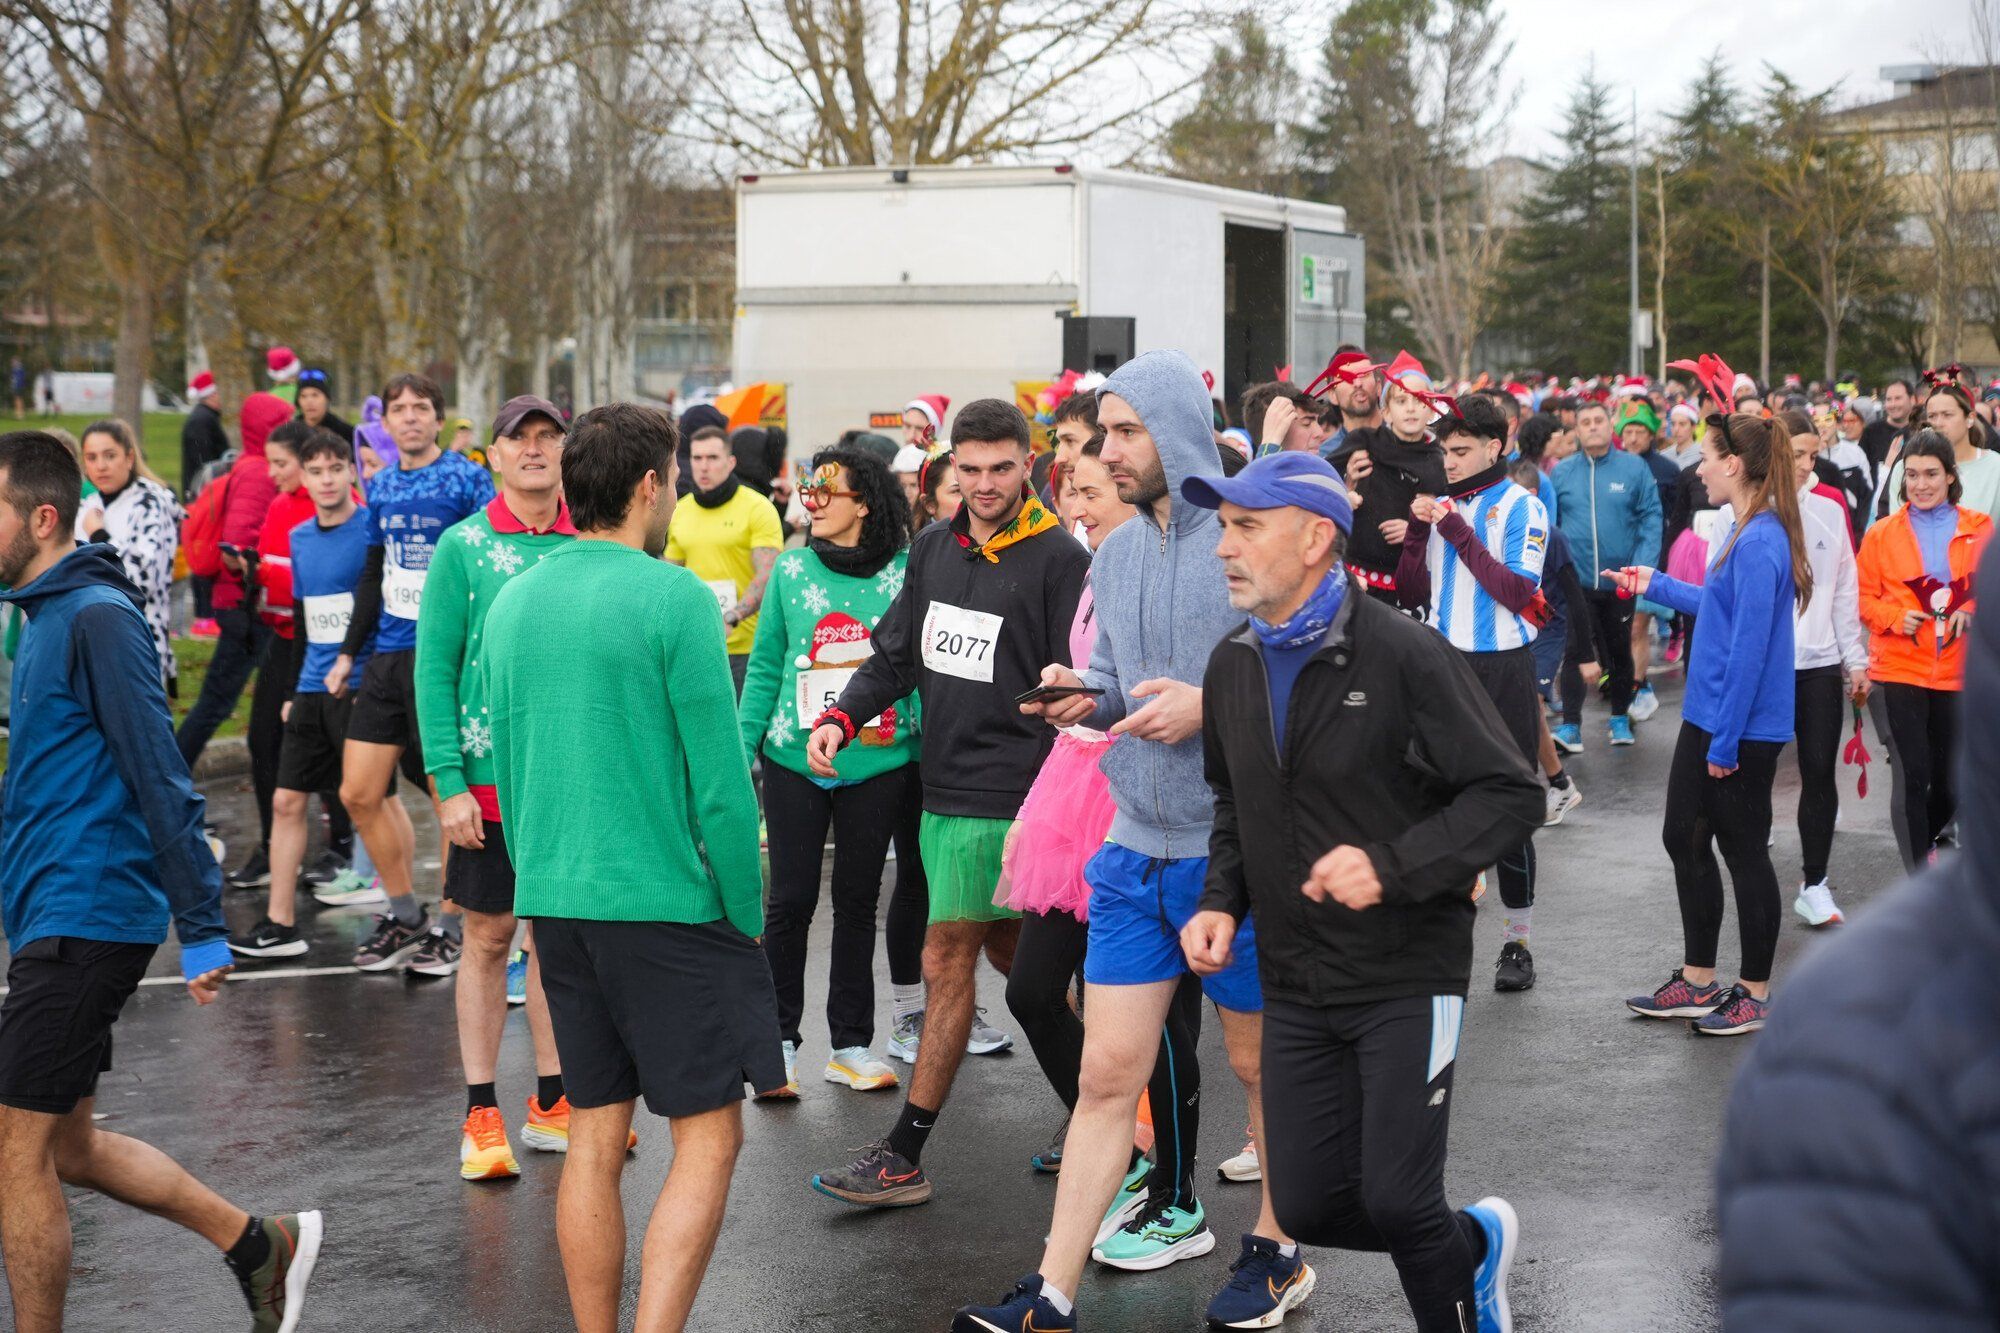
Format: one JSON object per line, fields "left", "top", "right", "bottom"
{"left": 1181, "top": 451, "right": 1353, "bottom": 534}
{"left": 492, "top": 394, "right": 566, "bottom": 441}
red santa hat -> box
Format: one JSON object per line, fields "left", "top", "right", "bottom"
{"left": 187, "top": 370, "right": 217, "bottom": 401}
{"left": 266, "top": 345, "right": 302, "bottom": 382}
{"left": 1616, "top": 375, "right": 1649, "bottom": 399}
{"left": 1370, "top": 350, "right": 1458, "bottom": 419}
{"left": 1502, "top": 381, "right": 1532, "bottom": 407}
{"left": 903, "top": 394, "right": 950, "bottom": 432}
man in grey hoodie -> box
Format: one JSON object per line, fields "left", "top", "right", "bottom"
{"left": 960, "top": 352, "right": 1309, "bottom": 1333}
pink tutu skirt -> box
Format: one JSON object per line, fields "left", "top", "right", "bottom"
{"left": 1664, "top": 528, "right": 1710, "bottom": 587}
{"left": 997, "top": 732, "right": 1116, "bottom": 920}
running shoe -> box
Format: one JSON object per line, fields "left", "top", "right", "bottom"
{"left": 1693, "top": 985, "right": 1767, "bottom": 1036}
{"left": 520, "top": 1095, "right": 636, "bottom": 1152}
{"left": 229, "top": 917, "right": 308, "bottom": 960}
{"left": 301, "top": 850, "right": 348, "bottom": 887}
{"left": 1097, "top": 1158, "right": 1153, "bottom": 1242}
{"left": 1625, "top": 968, "right": 1723, "bottom": 1019}
{"left": 1205, "top": 1234, "right": 1316, "bottom": 1330}
{"left": 1543, "top": 781, "right": 1582, "bottom": 826}
{"left": 460, "top": 1105, "right": 520, "bottom": 1180}
{"left": 313, "top": 869, "right": 386, "bottom": 907}
{"left": 1092, "top": 1196, "right": 1215, "bottom": 1271}
{"left": 1466, "top": 1196, "right": 1519, "bottom": 1333}
{"left": 1628, "top": 683, "right": 1661, "bottom": 722}
{"left": 1793, "top": 881, "right": 1843, "bottom": 927}
{"left": 1664, "top": 632, "right": 1683, "bottom": 665}
{"left": 757, "top": 1040, "right": 802, "bottom": 1100}
{"left": 506, "top": 950, "right": 529, "bottom": 1005}
{"left": 887, "top": 1010, "right": 924, "bottom": 1064}
{"left": 1551, "top": 723, "right": 1583, "bottom": 754}
{"left": 1607, "top": 715, "right": 1636, "bottom": 746}
{"left": 226, "top": 849, "right": 272, "bottom": 890}
{"left": 825, "top": 1046, "right": 900, "bottom": 1091}
{"left": 967, "top": 1007, "right": 1014, "bottom": 1055}
{"left": 205, "top": 826, "right": 227, "bottom": 864}
{"left": 230, "top": 1211, "right": 323, "bottom": 1333}
{"left": 1493, "top": 941, "right": 1535, "bottom": 993}
{"left": 190, "top": 616, "right": 221, "bottom": 639}
{"left": 953, "top": 1274, "right": 1076, "bottom": 1333}
{"left": 351, "top": 909, "right": 430, "bottom": 971}
{"left": 1031, "top": 1116, "right": 1068, "bottom": 1173}
{"left": 810, "top": 1138, "right": 932, "bottom": 1207}
{"left": 1218, "top": 1137, "right": 1261, "bottom": 1183}
{"left": 407, "top": 928, "right": 462, "bottom": 978}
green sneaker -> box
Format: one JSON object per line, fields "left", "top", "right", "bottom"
{"left": 1092, "top": 1196, "right": 1215, "bottom": 1271}
{"left": 234, "top": 1211, "right": 323, "bottom": 1332}
{"left": 1094, "top": 1157, "right": 1152, "bottom": 1245}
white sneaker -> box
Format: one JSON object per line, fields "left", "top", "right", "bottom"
{"left": 756, "top": 1040, "right": 801, "bottom": 1100}
{"left": 886, "top": 1010, "right": 923, "bottom": 1064}
{"left": 1544, "top": 781, "right": 1583, "bottom": 826}
{"left": 1628, "top": 685, "right": 1661, "bottom": 722}
{"left": 824, "top": 1046, "right": 900, "bottom": 1090}
{"left": 1793, "top": 880, "right": 1844, "bottom": 927}
{"left": 313, "top": 869, "right": 387, "bottom": 906}
{"left": 967, "top": 1007, "right": 1013, "bottom": 1055}
{"left": 1217, "top": 1138, "right": 1261, "bottom": 1182}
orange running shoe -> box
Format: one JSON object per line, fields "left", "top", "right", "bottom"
{"left": 459, "top": 1105, "right": 520, "bottom": 1181}
{"left": 522, "top": 1095, "right": 635, "bottom": 1154}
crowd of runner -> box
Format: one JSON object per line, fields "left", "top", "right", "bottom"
{"left": 0, "top": 340, "right": 1990, "bottom": 1333}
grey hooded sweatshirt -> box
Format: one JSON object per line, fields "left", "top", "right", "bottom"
{"left": 1079, "top": 349, "right": 1239, "bottom": 860}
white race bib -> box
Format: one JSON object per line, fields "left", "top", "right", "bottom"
{"left": 301, "top": 592, "right": 354, "bottom": 645}
{"left": 706, "top": 579, "right": 739, "bottom": 616}
{"left": 920, "top": 601, "right": 1003, "bottom": 683}
{"left": 382, "top": 560, "right": 426, "bottom": 621}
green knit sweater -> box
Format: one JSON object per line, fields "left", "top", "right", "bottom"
{"left": 738, "top": 547, "right": 919, "bottom": 782}
{"left": 482, "top": 540, "right": 763, "bottom": 936}
{"left": 415, "top": 500, "right": 573, "bottom": 806}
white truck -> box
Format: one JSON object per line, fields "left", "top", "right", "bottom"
{"left": 732, "top": 164, "right": 1364, "bottom": 447}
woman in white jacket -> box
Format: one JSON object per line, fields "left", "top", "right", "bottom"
{"left": 74, "top": 418, "right": 183, "bottom": 690}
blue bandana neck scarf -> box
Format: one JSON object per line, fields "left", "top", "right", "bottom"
{"left": 1252, "top": 566, "right": 1348, "bottom": 650}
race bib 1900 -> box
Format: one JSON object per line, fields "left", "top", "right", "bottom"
{"left": 920, "top": 601, "right": 1003, "bottom": 683}
{"left": 301, "top": 592, "right": 355, "bottom": 644}
{"left": 382, "top": 560, "right": 426, "bottom": 620}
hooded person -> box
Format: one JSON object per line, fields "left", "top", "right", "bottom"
{"left": 676, "top": 402, "right": 728, "bottom": 497}
{"left": 354, "top": 394, "right": 392, "bottom": 478}
{"left": 730, "top": 424, "right": 777, "bottom": 496}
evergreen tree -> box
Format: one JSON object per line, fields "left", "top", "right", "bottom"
{"left": 1161, "top": 12, "right": 1300, "bottom": 196}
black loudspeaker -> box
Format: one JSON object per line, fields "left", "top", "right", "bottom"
{"left": 1062, "top": 316, "right": 1135, "bottom": 375}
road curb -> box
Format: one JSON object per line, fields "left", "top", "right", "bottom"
{"left": 193, "top": 736, "right": 250, "bottom": 781}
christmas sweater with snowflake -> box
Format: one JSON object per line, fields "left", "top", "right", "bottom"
{"left": 415, "top": 495, "right": 577, "bottom": 819}
{"left": 738, "top": 547, "right": 919, "bottom": 785}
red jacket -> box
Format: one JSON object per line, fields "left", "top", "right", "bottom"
{"left": 254, "top": 488, "right": 319, "bottom": 637}
{"left": 209, "top": 393, "right": 294, "bottom": 613}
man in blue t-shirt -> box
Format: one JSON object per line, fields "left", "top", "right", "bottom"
{"left": 329, "top": 373, "right": 495, "bottom": 976}
{"left": 230, "top": 431, "right": 389, "bottom": 958}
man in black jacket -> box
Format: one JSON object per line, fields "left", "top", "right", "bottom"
{"left": 180, "top": 371, "right": 230, "bottom": 500}
{"left": 1179, "top": 451, "right": 1542, "bottom": 1333}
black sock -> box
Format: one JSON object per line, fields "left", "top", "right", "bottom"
{"left": 886, "top": 1100, "right": 939, "bottom": 1165}
{"left": 1458, "top": 1210, "right": 1487, "bottom": 1266}
{"left": 467, "top": 1081, "right": 498, "bottom": 1112}
{"left": 1550, "top": 768, "right": 1571, "bottom": 790}
{"left": 536, "top": 1073, "right": 565, "bottom": 1111}
{"left": 1128, "top": 1145, "right": 1146, "bottom": 1172}
{"left": 223, "top": 1217, "right": 270, "bottom": 1280}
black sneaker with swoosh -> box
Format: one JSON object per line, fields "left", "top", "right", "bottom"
{"left": 809, "top": 1138, "right": 932, "bottom": 1207}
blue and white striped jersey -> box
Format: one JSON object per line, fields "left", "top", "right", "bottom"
{"left": 1426, "top": 479, "right": 1549, "bottom": 652}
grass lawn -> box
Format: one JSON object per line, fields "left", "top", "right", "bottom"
{"left": 0, "top": 411, "right": 192, "bottom": 493}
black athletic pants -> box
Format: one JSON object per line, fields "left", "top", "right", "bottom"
{"left": 1005, "top": 913, "right": 1203, "bottom": 1205}
{"left": 885, "top": 773, "right": 926, "bottom": 989}
{"left": 1579, "top": 588, "right": 1636, "bottom": 716}
{"left": 1662, "top": 722, "right": 1784, "bottom": 984}
{"left": 1462, "top": 647, "right": 1539, "bottom": 910}
{"left": 248, "top": 629, "right": 300, "bottom": 849}
{"left": 761, "top": 762, "right": 917, "bottom": 1049}
{"left": 1793, "top": 666, "right": 1844, "bottom": 885}
{"left": 1879, "top": 682, "right": 1960, "bottom": 872}
{"left": 1263, "top": 996, "right": 1484, "bottom": 1333}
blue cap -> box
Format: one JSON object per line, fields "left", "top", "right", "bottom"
{"left": 1181, "top": 451, "right": 1353, "bottom": 533}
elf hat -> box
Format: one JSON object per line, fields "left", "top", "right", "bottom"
{"left": 187, "top": 370, "right": 217, "bottom": 401}
{"left": 904, "top": 394, "right": 950, "bottom": 432}
{"left": 266, "top": 346, "right": 302, "bottom": 382}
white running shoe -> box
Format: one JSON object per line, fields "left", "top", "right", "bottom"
{"left": 313, "top": 869, "right": 387, "bottom": 907}
{"left": 1793, "top": 880, "right": 1844, "bottom": 927}
{"left": 1217, "top": 1138, "right": 1261, "bottom": 1182}
{"left": 1544, "top": 781, "right": 1583, "bottom": 826}
{"left": 1628, "top": 684, "right": 1661, "bottom": 722}
{"left": 824, "top": 1047, "right": 900, "bottom": 1090}
{"left": 967, "top": 1007, "right": 1014, "bottom": 1055}
{"left": 886, "top": 1010, "right": 923, "bottom": 1064}
{"left": 756, "top": 1040, "right": 801, "bottom": 1100}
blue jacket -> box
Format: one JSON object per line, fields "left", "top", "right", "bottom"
{"left": 0, "top": 544, "right": 229, "bottom": 980}
{"left": 1715, "top": 541, "right": 2000, "bottom": 1330}
{"left": 1647, "top": 511, "right": 1795, "bottom": 768}
{"left": 1552, "top": 448, "right": 1663, "bottom": 589}
{"left": 1080, "top": 350, "right": 1241, "bottom": 860}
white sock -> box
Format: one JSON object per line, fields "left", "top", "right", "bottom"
{"left": 1278, "top": 1241, "right": 1299, "bottom": 1258}
{"left": 1037, "top": 1278, "right": 1073, "bottom": 1315}
{"left": 892, "top": 983, "right": 925, "bottom": 1021}
{"left": 1502, "top": 905, "right": 1532, "bottom": 946}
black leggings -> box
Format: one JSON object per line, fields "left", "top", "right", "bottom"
{"left": 885, "top": 780, "right": 926, "bottom": 989}
{"left": 1793, "top": 667, "right": 1844, "bottom": 885}
{"left": 761, "top": 762, "right": 917, "bottom": 1049}
{"left": 248, "top": 629, "right": 300, "bottom": 849}
{"left": 1879, "top": 683, "right": 1960, "bottom": 872}
{"left": 1465, "top": 648, "right": 1539, "bottom": 910}
{"left": 1580, "top": 588, "right": 1637, "bottom": 716}
{"left": 1662, "top": 722, "right": 1784, "bottom": 984}
{"left": 1262, "top": 996, "right": 1484, "bottom": 1332}
{"left": 1004, "top": 914, "right": 1203, "bottom": 1205}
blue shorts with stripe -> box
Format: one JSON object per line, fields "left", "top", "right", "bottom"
{"left": 1082, "top": 842, "right": 1263, "bottom": 1013}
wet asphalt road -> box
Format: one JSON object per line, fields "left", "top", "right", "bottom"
{"left": 0, "top": 678, "right": 1913, "bottom": 1331}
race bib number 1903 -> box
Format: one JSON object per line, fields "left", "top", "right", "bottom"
{"left": 920, "top": 602, "right": 1003, "bottom": 683}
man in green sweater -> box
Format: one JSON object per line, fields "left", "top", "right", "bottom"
{"left": 482, "top": 402, "right": 783, "bottom": 1333}
{"left": 415, "top": 395, "right": 585, "bottom": 1184}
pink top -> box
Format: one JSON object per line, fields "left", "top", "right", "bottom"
{"left": 1070, "top": 579, "right": 1098, "bottom": 669}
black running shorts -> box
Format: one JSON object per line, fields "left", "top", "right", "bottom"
{"left": 277, "top": 690, "right": 356, "bottom": 794}
{"left": 0, "top": 937, "right": 156, "bottom": 1115}
{"left": 443, "top": 818, "right": 518, "bottom": 916}
{"left": 344, "top": 650, "right": 428, "bottom": 785}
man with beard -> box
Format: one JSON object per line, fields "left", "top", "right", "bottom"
{"left": 665, "top": 424, "right": 782, "bottom": 694}
{"left": 1318, "top": 348, "right": 1383, "bottom": 461}
{"left": 1326, "top": 352, "right": 1450, "bottom": 607}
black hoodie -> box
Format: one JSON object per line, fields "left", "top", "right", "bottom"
{"left": 1327, "top": 424, "right": 1448, "bottom": 582}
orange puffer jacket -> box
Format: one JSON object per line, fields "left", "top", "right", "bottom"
{"left": 1856, "top": 504, "right": 1992, "bottom": 690}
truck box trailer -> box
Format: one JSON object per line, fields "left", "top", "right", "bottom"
{"left": 732, "top": 164, "right": 1364, "bottom": 448}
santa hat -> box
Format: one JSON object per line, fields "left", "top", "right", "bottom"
{"left": 187, "top": 370, "right": 217, "bottom": 401}
{"left": 1616, "top": 375, "right": 1649, "bottom": 399}
{"left": 890, "top": 444, "right": 927, "bottom": 475}
{"left": 266, "top": 346, "right": 301, "bottom": 382}
{"left": 904, "top": 394, "right": 950, "bottom": 432}
{"left": 1502, "top": 381, "right": 1533, "bottom": 407}
{"left": 1669, "top": 402, "right": 1700, "bottom": 425}
{"left": 1730, "top": 372, "right": 1759, "bottom": 400}
{"left": 1370, "top": 351, "right": 1457, "bottom": 419}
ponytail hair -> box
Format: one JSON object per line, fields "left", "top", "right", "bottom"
{"left": 1708, "top": 412, "right": 1812, "bottom": 613}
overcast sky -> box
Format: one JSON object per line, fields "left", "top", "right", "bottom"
{"left": 1488, "top": 0, "right": 1970, "bottom": 156}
